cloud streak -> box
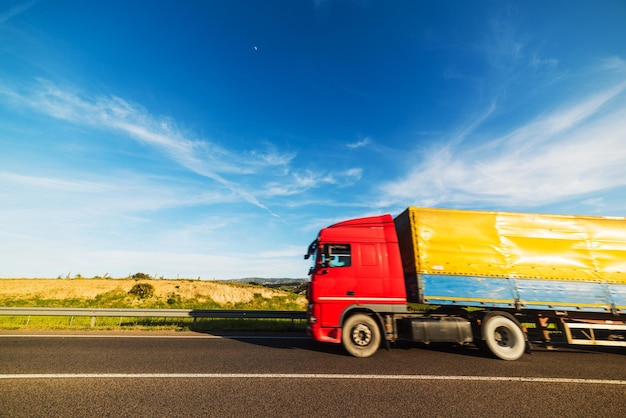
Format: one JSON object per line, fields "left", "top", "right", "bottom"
{"left": 382, "top": 79, "right": 626, "bottom": 210}
{"left": 2, "top": 79, "right": 296, "bottom": 213}
{"left": 0, "top": 171, "right": 112, "bottom": 193}
{"left": 262, "top": 167, "right": 363, "bottom": 198}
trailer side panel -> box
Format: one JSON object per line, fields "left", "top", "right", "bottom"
{"left": 396, "top": 207, "right": 626, "bottom": 312}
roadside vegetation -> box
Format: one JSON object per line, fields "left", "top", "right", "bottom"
{"left": 0, "top": 275, "right": 307, "bottom": 332}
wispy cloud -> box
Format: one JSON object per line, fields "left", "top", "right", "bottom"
{"left": 483, "top": 17, "right": 525, "bottom": 69}
{"left": 262, "top": 167, "right": 362, "bottom": 197}
{"left": 595, "top": 56, "right": 626, "bottom": 72}
{"left": 0, "top": 169, "right": 240, "bottom": 217}
{"left": 382, "top": 79, "right": 626, "bottom": 210}
{"left": 448, "top": 101, "right": 497, "bottom": 147}
{"left": 379, "top": 13, "right": 626, "bottom": 213}
{"left": 0, "top": 171, "right": 111, "bottom": 193}
{"left": 346, "top": 137, "right": 371, "bottom": 149}
{"left": 1, "top": 79, "right": 296, "bottom": 213}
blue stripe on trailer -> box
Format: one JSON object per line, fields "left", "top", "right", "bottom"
{"left": 420, "top": 274, "right": 624, "bottom": 313}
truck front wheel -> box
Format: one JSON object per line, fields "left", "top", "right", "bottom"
{"left": 342, "top": 314, "right": 381, "bottom": 358}
{"left": 482, "top": 314, "right": 525, "bottom": 361}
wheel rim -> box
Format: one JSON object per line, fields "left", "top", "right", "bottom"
{"left": 494, "top": 326, "right": 512, "bottom": 348}
{"left": 351, "top": 323, "right": 372, "bottom": 347}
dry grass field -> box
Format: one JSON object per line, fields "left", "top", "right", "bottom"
{"left": 0, "top": 278, "right": 308, "bottom": 330}
{"left": 0, "top": 278, "right": 307, "bottom": 309}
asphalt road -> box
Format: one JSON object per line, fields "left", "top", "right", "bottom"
{"left": 1, "top": 331, "right": 625, "bottom": 417}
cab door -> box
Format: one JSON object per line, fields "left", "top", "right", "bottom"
{"left": 353, "top": 243, "right": 385, "bottom": 298}
{"left": 314, "top": 243, "right": 355, "bottom": 327}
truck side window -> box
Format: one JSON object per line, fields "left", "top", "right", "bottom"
{"left": 323, "top": 244, "right": 351, "bottom": 268}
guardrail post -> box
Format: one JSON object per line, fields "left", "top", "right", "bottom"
{"left": 90, "top": 316, "right": 96, "bottom": 328}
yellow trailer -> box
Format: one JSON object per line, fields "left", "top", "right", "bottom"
{"left": 395, "top": 207, "right": 626, "bottom": 348}
{"left": 396, "top": 207, "right": 626, "bottom": 283}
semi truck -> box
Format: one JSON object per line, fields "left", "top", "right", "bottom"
{"left": 304, "top": 207, "right": 626, "bottom": 360}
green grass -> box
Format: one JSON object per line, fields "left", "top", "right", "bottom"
{"left": 0, "top": 315, "right": 307, "bottom": 332}
{"left": 0, "top": 290, "right": 304, "bottom": 310}
{"left": 0, "top": 284, "right": 307, "bottom": 331}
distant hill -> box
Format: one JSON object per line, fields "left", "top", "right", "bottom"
{"left": 227, "top": 278, "right": 308, "bottom": 294}
{"left": 227, "top": 277, "right": 306, "bottom": 284}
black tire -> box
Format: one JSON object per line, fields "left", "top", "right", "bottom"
{"left": 342, "top": 314, "right": 381, "bottom": 358}
{"left": 482, "top": 314, "right": 525, "bottom": 361}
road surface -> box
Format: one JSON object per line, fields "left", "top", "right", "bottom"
{"left": 1, "top": 331, "right": 625, "bottom": 417}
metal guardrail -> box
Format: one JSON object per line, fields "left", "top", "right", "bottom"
{"left": 0, "top": 307, "right": 307, "bottom": 328}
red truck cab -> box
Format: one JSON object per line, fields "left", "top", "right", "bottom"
{"left": 305, "top": 214, "right": 407, "bottom": 344}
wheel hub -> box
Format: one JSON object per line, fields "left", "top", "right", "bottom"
{"left": 495, "top": 327, "right": 511, "bottom": 347}
{"left": 351, "top": 324, "right": 372, "bottom": 347}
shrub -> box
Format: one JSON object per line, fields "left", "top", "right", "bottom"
{"left": 167, "top": 292, "right": 182, "bottom": 306}
{"left": 128, "top": 283, "right": 155, "bottom": 299}
{"left": 131, "top": 272, "right": 151, "bottom": 280}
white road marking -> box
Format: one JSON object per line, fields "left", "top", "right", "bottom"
{"left": 2, "top": 334, "right": 623, "bottom": 385}
{"left": 0, "top": 373, "right": 624, "bottom": 385}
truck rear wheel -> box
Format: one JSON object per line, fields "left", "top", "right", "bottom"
{"left": 342, "top": 314, "right": 381, "bottom": 358}
{"left": 482, "top": 314, "right": 525, "bottom": 361}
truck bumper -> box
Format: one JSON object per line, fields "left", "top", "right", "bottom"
{"left": 307, "top": 323, "right": 341, "bottom": 343}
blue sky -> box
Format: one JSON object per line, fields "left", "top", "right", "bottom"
{"left": 1, "top": 1, "right": 626, "bottom": 279}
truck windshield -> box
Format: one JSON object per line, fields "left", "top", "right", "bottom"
{"left": 304, "top": 239, "right": 318, "bottom": 260}
{"left": 305, "top": 239, "right": 318, "bottom": 277}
